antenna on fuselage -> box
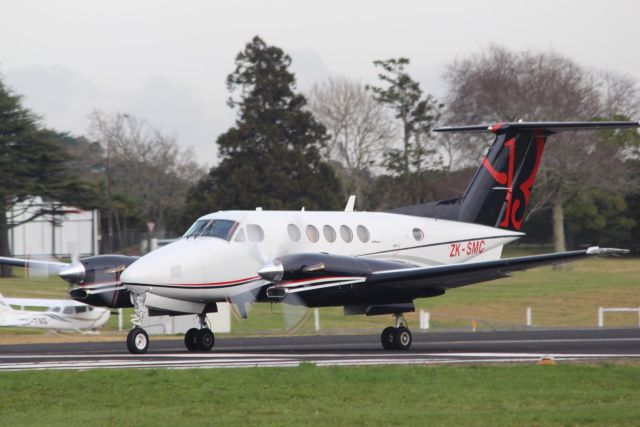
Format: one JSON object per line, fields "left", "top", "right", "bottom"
{"left": 344, "top": 195, "right": 356, "bottom": 212}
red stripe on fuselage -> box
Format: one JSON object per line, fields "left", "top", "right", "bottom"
{"left": 148, "top": 276, "right": 261, "bottom": 288}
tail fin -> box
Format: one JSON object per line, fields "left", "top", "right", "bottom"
{"left": 0, "top": 292, "right": 12, "bottom": 311}
{"left": 392, "top": 121, "right": 640, "bottom": 231}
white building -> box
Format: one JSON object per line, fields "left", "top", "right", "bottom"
{"left": 8, "top": 197, "right": 99, "bottom": 258}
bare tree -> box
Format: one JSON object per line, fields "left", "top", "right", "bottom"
{"left": 443, "top": 45, "right": 640, "bottom": 252}
{"left": 88, "top": 111, "right": 204, "bottom": 248}
{"left": 308, "top": 76, "right": 394, "bottom": 200}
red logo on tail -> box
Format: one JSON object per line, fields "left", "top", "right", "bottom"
{"left": 481, "top": 133, "right": 546, "bottom": 230}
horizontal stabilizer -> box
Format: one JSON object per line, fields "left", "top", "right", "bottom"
{"left": 434, "top": 121, "right": 640, "bottom": 134}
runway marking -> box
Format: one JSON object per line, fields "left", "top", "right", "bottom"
{"left": 1, "top": 351, "right": 639, "bottom": 371}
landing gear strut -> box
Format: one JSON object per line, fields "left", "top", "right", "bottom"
{"left": 184, "top": 313, "right": 215, "bottom": 352}
{"left": 380, "top": 313, "right": 412, "bottom": 351}
{"left": 127, "top": 293, "right": 150, "bottom": 354}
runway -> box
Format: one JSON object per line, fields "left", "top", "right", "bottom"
{"left": 0, "top": 328, "right": 638, "bottom": 371}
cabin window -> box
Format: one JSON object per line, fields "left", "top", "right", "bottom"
{"left": 52, "top": 307, "right": 61, "bottom": 312}
{"left": 76, "top": 306, "right": 87, "bottom": 313}
{"left": 323, "top": 225, "right": 337, "bottom": 243}
{"left": 234, "top": 228, "right": 246, "bottom": 242}
{"left": 200, "top": 220, "right": 239, "bottom": 241}
{"left": 412, "top": 228, "right": 424, "bottom": 241}
{"left": 247, "top": 224, "right": 265, "bottom": 242}
{"left": 63, "top": 307, "right": 74, "bottom": 315}
{"left": 340, "top": 225, "right": 353, "bottom": 242}
{"left": 356, "top": 225, "right": 370, "bottom": 243}
{"left": 288, "top": 224, "right": 301, "bottom": 242}
{"left": 306, "top": 225, "right": 320, "bottom": 242}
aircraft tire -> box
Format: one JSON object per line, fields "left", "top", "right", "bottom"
{"left": 184, "top": 328, "right": 200, "bottom": 351}
{"left": 394, "top": 326, "right": 412, "bottom": 351}
{"left": 127, "top": 327, "right": 149, "bottom": 354}
{"left": 197, "top": 328, "right": 215, "bottom": 352}
{"left": 381, "top": 326, "right": 396, "bottom": 350}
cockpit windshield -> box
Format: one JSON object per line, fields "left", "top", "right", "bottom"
{"left": 183, "top": 220, "right": 209, "bottom": 238}
{"left": 183, "top": 219, "right": 239, "bottom": 241}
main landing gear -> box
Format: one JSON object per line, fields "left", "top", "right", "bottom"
{"left": 184, "top": 313, "right": 215, "bottom": 352}
{"left": 381, "top": 313, "right": 412, "bottom": 351}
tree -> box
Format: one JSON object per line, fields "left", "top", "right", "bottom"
{"left": 443, "top": 46, "right": 640, "bottom": 251}
{"left": 367, "top": 58, "right": 442, "bottom": 204}
{"left": 88, "top": 111, "right": 204, "bottom": 250}
{"left": 183, "top": 36, "right": 343, "bottom": 221}
{"left": 0, "top": 79, "right": 91, "bottom": 276}
{"left": 308, "top": 76, "right": 393, "bottom": 202}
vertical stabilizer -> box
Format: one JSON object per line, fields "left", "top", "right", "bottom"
{"left": 391, "top": 121, "right": 640, "bottom": 231}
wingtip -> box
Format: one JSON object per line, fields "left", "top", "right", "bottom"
{"left": 586, "top": 246, "right": 630, "bottom": 256}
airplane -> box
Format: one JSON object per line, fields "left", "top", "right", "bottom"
{"left": 0, "top": 293, "right": 110, "bottom": 331}
{"left": 0, "top": 120, "right": 637, "bottom": 353}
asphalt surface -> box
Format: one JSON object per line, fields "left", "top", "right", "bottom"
{"left": 0, "top": 328, "right": 638, "bottom": 370}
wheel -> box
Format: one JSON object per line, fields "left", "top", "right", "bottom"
{"left": 197, "top": 328, "right": 215, "bottom": 352}
{"left": 184, "top": 328, "right": 199, "bottom": 351}
{"left": 394, "top": 326, "right": 412, "bottom": 350}
{"left": 381, "top": 326, "right": 396, "bottom": 350}
{"left": 127, "top": 327, "right": 149, "bottom": 354}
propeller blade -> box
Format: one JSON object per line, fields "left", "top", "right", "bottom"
{"left": 281, "top": 292, "right": 309, "bottom": 333}
{"left": 228, "top": 287, "right": 261, "bottom": 319}
{"left": 0, "top": 256, "right": 69, "bottom": 279}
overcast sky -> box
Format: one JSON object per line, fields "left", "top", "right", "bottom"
{"left": 1, "top": 0, "right": 638, "bottom": 165}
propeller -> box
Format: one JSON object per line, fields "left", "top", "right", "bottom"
{"left": 227, "top": 242, "right": 289, "bottom": 320}
{"left": 281, "top": 291, "right": 310, "bottom": 333}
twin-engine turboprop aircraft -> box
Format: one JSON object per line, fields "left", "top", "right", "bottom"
{"left": 1, "top": 121, "right": 637, "bottom": 353}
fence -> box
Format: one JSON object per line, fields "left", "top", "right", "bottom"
{"left": 597, "top": 307, "right": 640, "bottom": 328}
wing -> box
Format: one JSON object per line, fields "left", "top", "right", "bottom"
{"left": 3, "top": 298, "right": 84, "bottom": 308}
{"left": 366, "top": 247, "right": 628, "bottom": 290}
{"left": 261, "top": 247, "right": 627, "bottom": 299}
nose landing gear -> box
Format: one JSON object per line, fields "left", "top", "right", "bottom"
{"left": 380, "top": 313, "right": 413, "bottom": 351}
{"left": 127, "top": 293, "right": 150, "bottom": 354}
{"left": 184, "top": 313, "right": 215, "bottom": 352}
{"left": 127, "top": 327, "right": 149, "bottom": 354}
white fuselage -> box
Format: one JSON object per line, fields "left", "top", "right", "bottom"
{"left": 121, "top": 210, "right": 522, "bottom": 305}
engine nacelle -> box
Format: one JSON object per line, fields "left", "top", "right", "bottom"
{"left": 258, "top": 253, "right": 412, "bottom": 283}
{"left": 67, "top": 255, "right": 138, "bottom": 308}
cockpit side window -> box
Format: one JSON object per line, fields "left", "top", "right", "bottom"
{"left": 184, "top": 219, "right": 210, "bottom": 238}
{"left": 200, "top": 220, "right": 239, "bottom": 241}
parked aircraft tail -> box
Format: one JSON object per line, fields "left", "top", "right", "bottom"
{"left": 392, "top": 121, "right": 640, "bottom": 231}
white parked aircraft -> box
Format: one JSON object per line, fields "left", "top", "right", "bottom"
{"left": 0, "top": 121, "right": 637, "bottom": 353}
{"left": 0, "top": 293, "right": 110, "bottom": 331}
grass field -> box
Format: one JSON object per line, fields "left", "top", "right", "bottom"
{"left": 0, "top": 363, "right": 639, "bottom": 426}
{"left": 1, "top": 253, "right": 639, "bottom": 338}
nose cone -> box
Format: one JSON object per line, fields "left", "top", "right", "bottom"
{"left": 120, "top": 238, "right": 242, "bottom": 287}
